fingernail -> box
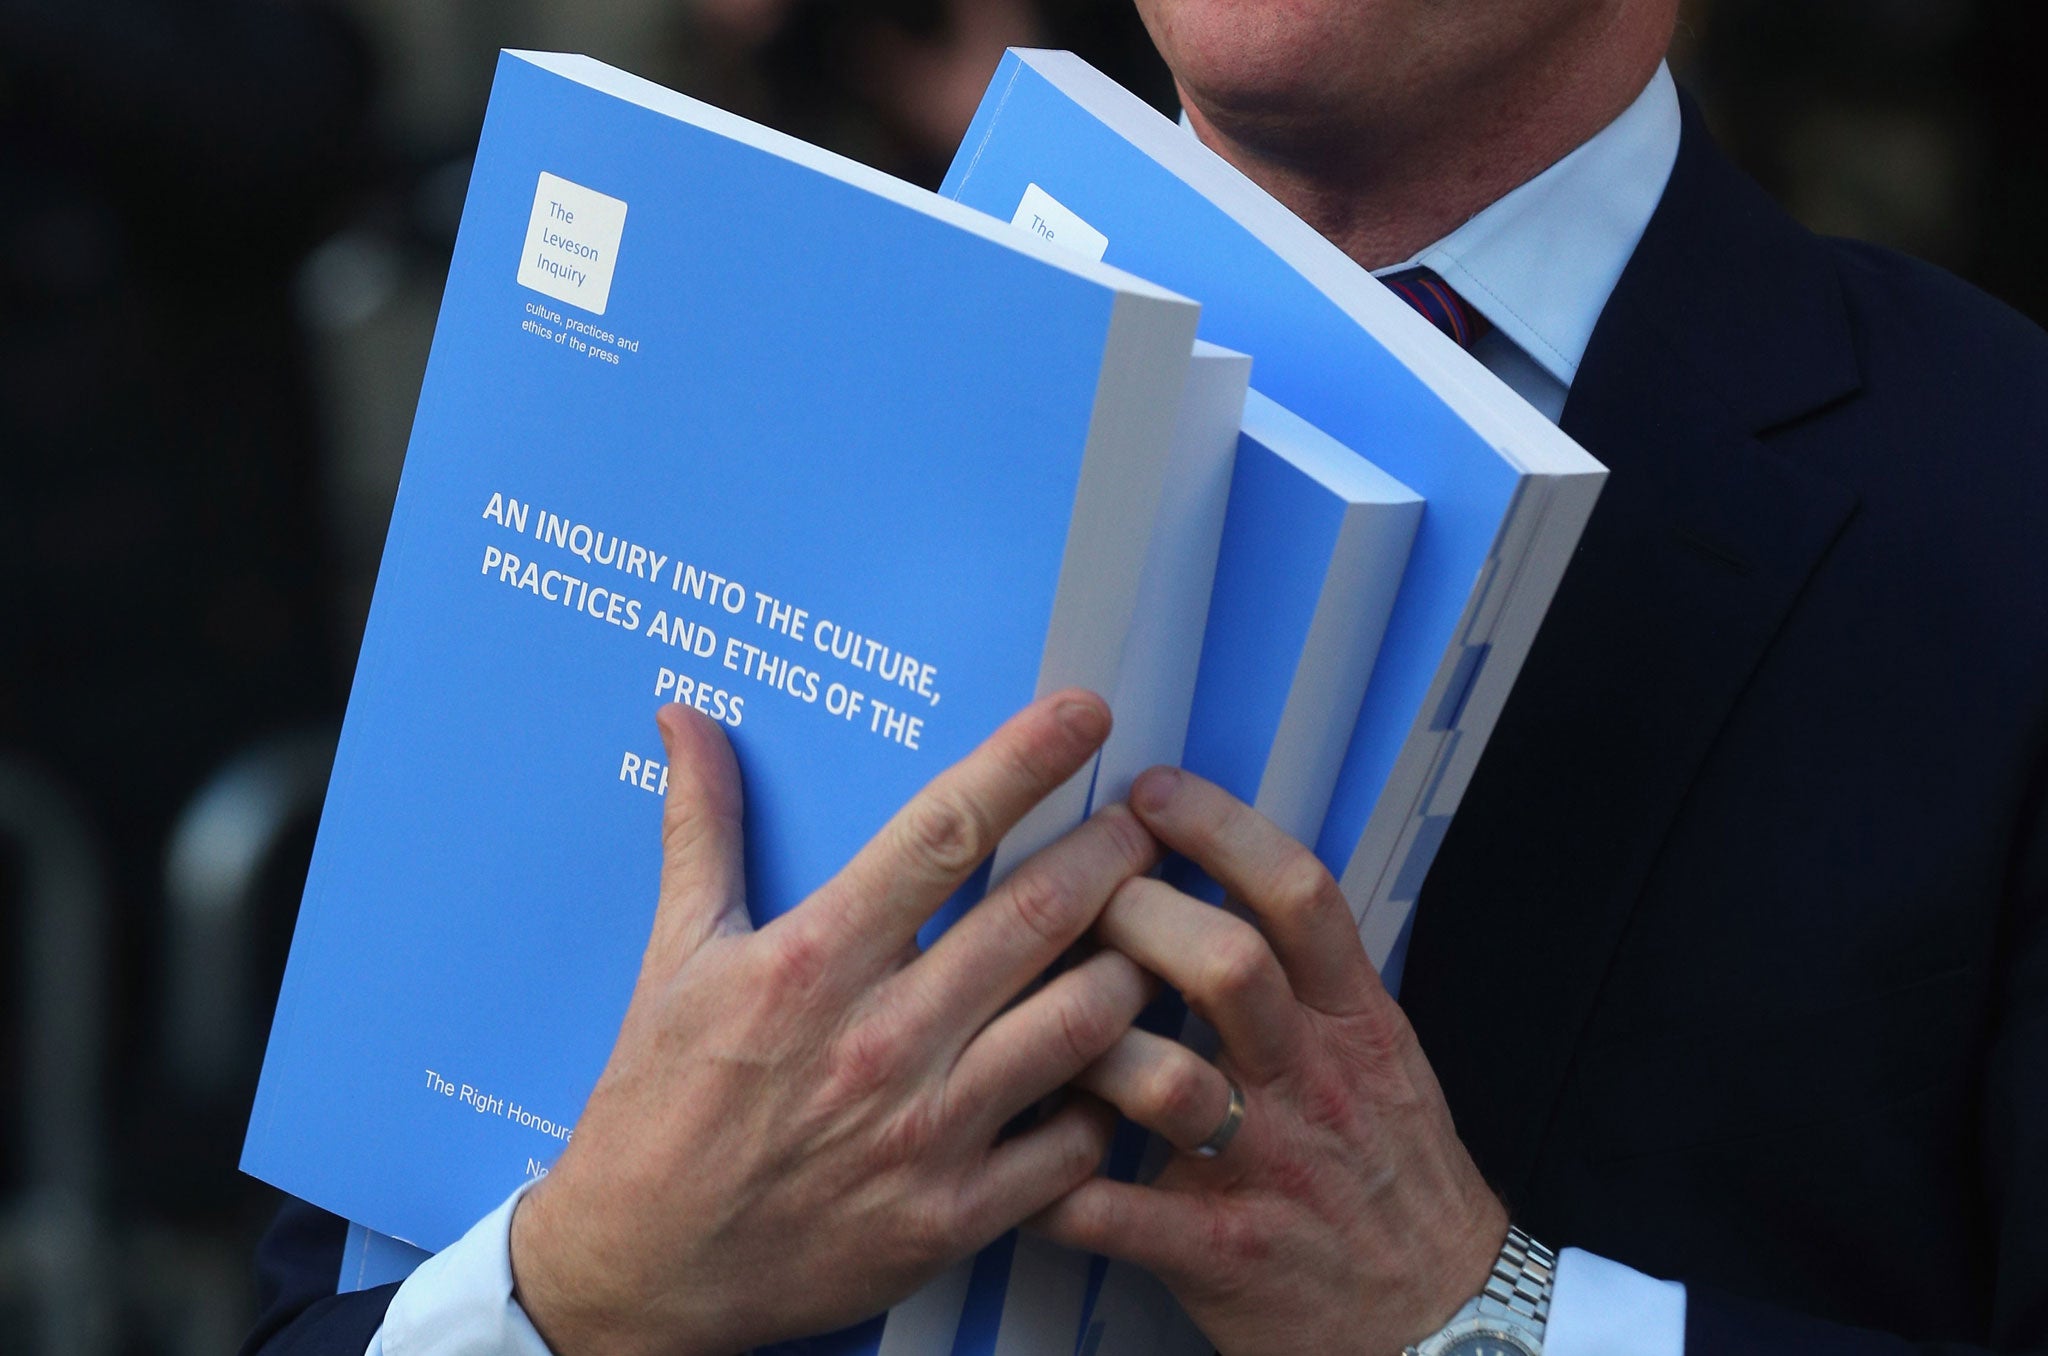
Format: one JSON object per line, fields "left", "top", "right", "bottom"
{"left": 1057, "top": 697, "right": 1109, "bottom": 742}
{"left": 1132, "top": 765, "right": 1179, "bottom": 812}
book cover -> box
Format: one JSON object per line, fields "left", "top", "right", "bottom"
{"left": 241, "top": 50, "right": 1199, "bottom": 1351}
{"left": 941, "top": 49, "right": 1607, "bottom": 967}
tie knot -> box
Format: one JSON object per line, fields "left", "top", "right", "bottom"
{"left": 1382, "top": 267, "right": 1490, "bottom": 350}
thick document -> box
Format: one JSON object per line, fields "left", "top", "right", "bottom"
{"left": 1095, "top": 380, "right": 1421, "bottom": 849}
{"left": 242, "top": 49, "right": 1199, "bottom": 1353}
{"left": 1181, "top": 389, "right": 1423, "bottom": 850}
{"left": 942, "top": 49, "right": 1609, "bottom": 970}
{"left": 1080, "top": 391, "right": 1421, "bottom": 1356}
{"left": 1091, "top": 341, "right": 1251, "bottom": 812}
{"left": 952, "top": 386, "right": 1424, "bottom": 1356}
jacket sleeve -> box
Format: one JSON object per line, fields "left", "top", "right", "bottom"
{"left": 239, "top": 1196, "right": 399, "bottom": 1356}
{"left": 1684, "top": 1288, "right": 2018, "bottom": 1356}
{"left": 1685, "top": 766, "right": 2048, "bottom": 1356}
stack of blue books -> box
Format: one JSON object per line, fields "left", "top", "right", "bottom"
{"left": 242, "top": 47, "right": 1605, "bottom": 1356}
{"left": 946, "top": 49, "right": 1608, "bottom": 974}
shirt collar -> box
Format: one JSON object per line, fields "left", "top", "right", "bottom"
{"left": 1382, "top": 62, "right": 1682, "bottom": 388}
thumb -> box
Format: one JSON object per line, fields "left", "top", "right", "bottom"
{"left": 642, "top": 702, "right": 751, "bottom": 979}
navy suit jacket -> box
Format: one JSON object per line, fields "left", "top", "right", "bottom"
{"left": 1404, "top": 96, "right": 2048, "bottom": 1353}
{"left": 243, "top": 98, "right": 2048, "bottom": 1355}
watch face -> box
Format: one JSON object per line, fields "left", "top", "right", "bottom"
{"left": 1440, "top": 1337, "right": 1537, "bottom": 1356}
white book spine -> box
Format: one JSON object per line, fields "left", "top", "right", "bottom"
{"left": 1093, "top": 343, "right": 1253, "bottom": 812}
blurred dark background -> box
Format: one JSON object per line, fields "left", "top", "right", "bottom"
{"left": 0, "top": 0, "right": 2040, "bottom": 1350}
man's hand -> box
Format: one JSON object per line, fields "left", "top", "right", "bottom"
{"left": 510, "top": 691, "right": 1159, "bottom": 1356}
{"left": 1037, "top": 766, "right": 1508, "bottom": 1356}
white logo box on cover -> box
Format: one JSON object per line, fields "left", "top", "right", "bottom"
{"left": 517, "top": 170, "right": 628, "bottom": 313}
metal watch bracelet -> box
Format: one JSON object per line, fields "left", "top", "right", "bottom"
{"left": 1403, "top": 1224, "right": 1556, "bottom": 1355}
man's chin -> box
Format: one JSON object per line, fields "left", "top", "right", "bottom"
{"left": 1176, "top": 75, "right": 1396, "bottom": 185}
{"left": 1138, "top": 0, "right": 1436, "bottom": 153}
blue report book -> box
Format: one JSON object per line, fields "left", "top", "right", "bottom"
{"left": 1180, "top": 389, "right": 1422, "bottom": 849}
{"left": 241, "top": 49, "right": 1200, "bottom": 1349}
{"left": 1077, "top": 391, "right": 1421, "bottom": 1356}
{"left": 872, "top": 348, "right": 1253, "bottom": 1356}
{"left": 1100, "top": 385, "right": 1425, "bottom": 873}
{"left": 943, "top": 50, "right": 1608, "bottom": 968}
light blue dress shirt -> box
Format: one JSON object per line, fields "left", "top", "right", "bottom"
{"left": 1379, "top": 63, "right": 1681, "bottom": 423}
{"left": 364, "top": 61, "right": 1690, "bottom": 1356}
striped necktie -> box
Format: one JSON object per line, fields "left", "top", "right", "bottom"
{"left": 1382, "top": 267, "right": 1490, "bottom": 350}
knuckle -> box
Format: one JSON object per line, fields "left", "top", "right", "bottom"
{"left": 897, "top": 790, "right": 993, "bottom": 880}
{"left": 1068, "top": 1185, "right": 1123, "bottom": 1252}
{"left": 762, "top": 926, "right": 828, "bottom": 996}
{"left": 1351, "top": 1009, "right": 1412, "bottom": 1075}
{"left": 1051, "top": 986, "right": 1116, "bottom": 1067}
{"left": 1146, "top": 1058, "right": 1209, "bottom": 1128}
{"left": 872, "top": 1094, "right": 945, "bottom": 1170}
{"left": 825, "top": 1018, "right": 903, "bottom": 1105}
{"left": 1202, "top": 928, "right": 1276, "bottom": 1004}
{"left": 1003, "top": 866, "right": 1078, "bottom": 949}
{"left": 1204, "top": 1204, "right": 1271, "bottom": 1269}
{"left": 1094, "top": 803, "right": 1157, "bottom": 870}
{"left": 1298, "top": 1066, "right": 1361, "bottom": 1136}
{"left": 1104, "top": 874, "right": 1152, "bottom": 919}
{"left": 1056, "top": 1120, "right": 1106, "bottom": 1185}
{"left": 1271, "top": 853, "right": 1341, "bottom": 922}
{"left": 1264, "top": 1145, "right": 1323, "bottom": 1209}
{"left": 902, "top": 1191, "right": 967, "bottom": 1264}
{"left": 658, "top": 803, "right": 720, "bottom": 876}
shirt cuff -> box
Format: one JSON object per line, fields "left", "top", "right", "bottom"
{"left": 364, "top": 1182, "right": 556, "bottom": 1356}
{"left": 1544, "top": 1247, "right": 1686, "bottom": 1356}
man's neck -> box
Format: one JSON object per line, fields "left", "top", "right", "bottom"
{"left": 1181, "top": 18, "right": 1671, "bottom": 271}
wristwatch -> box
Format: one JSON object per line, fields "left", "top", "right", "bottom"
{"left": 1403, "top": 1225, "right": 1555, "bottom": 1356}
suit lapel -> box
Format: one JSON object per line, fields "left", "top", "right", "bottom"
{"left": 1400, "top": 96, "right": 1862, "bottom": 1202}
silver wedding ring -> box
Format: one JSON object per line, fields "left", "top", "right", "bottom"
{"left": 1191, "top": 1079, "right": 1246, "bottom": 1159}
